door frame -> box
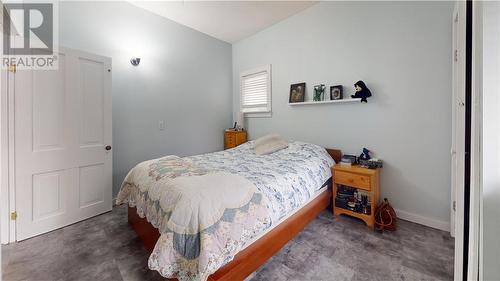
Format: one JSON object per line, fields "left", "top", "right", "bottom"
{"left": 1, "top": 2, "right": 17, "bottom": 244}
{"left": 1, "top": 42, "right": 17, "bottom": 245}
{"left": 451, "top": 2, "right": 463, "bottom": 239}
{"left": 452, "top": 1, "right": 466, "bottom": 279}
{"left": 463, "top": 0, "right": 481, "bottom": 279}
{"left": 469, "top": 1, "right": 482, "bottom": 279}
{"left": 1, "top": 48, "right": 19, "bottom": 245}
{"left": 452, "top": 1, "right": 480, "bottom": 279}
{"left": 1, "top": 56, "right": 8, "bottom": 244}
{"left": 450, "top": 1, "right": 467, "bottom": 281}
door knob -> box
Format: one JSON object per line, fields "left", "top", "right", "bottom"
{"left": 105, "top": 145, "right": 112, "bottom": 151}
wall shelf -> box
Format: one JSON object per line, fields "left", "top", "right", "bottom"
{"left": 288, "top": 98, "right": 361, "bottom": 106}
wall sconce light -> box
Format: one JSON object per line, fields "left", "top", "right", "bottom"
{"left": 130, "top": 57, "right": 141, "bottom": 66}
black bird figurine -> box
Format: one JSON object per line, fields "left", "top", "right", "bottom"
{"left": 351, "top": 80, "right": 372, "bottom": 103}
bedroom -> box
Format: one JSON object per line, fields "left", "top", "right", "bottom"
{"left": 0, "top": 1, "right": 497, "bottom": 281}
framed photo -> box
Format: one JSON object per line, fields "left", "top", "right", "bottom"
{"left": 289, "top": 83, "right": 306, "bottom": 103}
{"left": 330, "top": 85, "right": 343, "bottom": 100}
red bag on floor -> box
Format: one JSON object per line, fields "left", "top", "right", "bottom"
{"left": 375, "top": 198, "right": 397, "bottom": 231}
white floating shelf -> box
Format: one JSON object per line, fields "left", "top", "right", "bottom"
{"left": 288, "top": 98, "right": 361, "bottom": 106}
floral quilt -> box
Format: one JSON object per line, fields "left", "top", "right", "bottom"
{"left": 117, "top": 141, "right": 334, "bottom": 281}
{"left": 187, "top": 141, "right": 335, "bottom": 222}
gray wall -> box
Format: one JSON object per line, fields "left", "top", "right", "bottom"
{"left": 59, "top": 2, "right": 233, "bottom": 196}
{"left": 232, "top": 1, "right": 453, "bottom": 227}
{"left": 482, "top": 2, "right": 500, "bottom": 279}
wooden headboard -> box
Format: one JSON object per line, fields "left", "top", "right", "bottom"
{"left": 326, "top": 148, "right": 342, "bottom": 163}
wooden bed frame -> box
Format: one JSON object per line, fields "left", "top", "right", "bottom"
{"left": 128, "top": 148, "right": 342, "bottom": 281}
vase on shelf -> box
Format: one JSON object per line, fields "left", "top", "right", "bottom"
{"left": 313, "top": 84, "right": 325, "bottom": 101}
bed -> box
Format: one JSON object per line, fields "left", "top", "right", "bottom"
{"left": 117, "top": 141, "right": 341, "bottom": 281}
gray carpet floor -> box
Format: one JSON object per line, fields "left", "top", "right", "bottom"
{"left": 2, "top": 205, "right": 454, "bottom": 281}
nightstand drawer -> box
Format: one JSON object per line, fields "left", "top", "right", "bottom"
{"left": 334, "top": 170, "right": 371, "bottom": 190}
{"left": 225, "top": 133, "right": 235, "bottom": 143}
{"left": 224, "top": 130, "right": 247, "bottom": 149}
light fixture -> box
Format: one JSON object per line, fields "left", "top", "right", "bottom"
{"left": 130, "top": 57, "right": 141, "bottom": 66}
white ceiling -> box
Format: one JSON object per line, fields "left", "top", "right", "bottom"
{"left": 130, "top": 1, "right": 317, "bottom": 43}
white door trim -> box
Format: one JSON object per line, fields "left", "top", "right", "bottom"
{"left": 451, "top": 5, "right": 458, "bottom": 238}
{"left": 0, "top": 59, "right": 10, "bottom": 245}
{"left": 1, "top": 66, "right": 8, "bottom": 244}
{"left": 1, "top": 48, "right": 17, "bottom": 245}
{"left": 470, "top": 1, "right": 483, "bottom": 280}
{"left": 453, "top": 1, "right": 466, "bottom": 280}
{"left": 8, "top": 57, "right": 16, "bottom": 244}
{"left": 468, "top": 3, "right": 481, "bottom": 275}
{"left": 0, "top": 1, "right": 14, "bottom": 244}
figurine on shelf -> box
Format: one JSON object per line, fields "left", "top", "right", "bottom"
{"left": 351, "top": 80, "right": 372, "bottom": 103}
{"left": 313, "top": 84, "right": 326, "bottom": 101}
{"left": 359, "top": 147, "right": 371, "bottom": 161}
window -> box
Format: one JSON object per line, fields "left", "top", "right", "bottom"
{"left": 240, "top": 65, "right": 271, "bottom": 117}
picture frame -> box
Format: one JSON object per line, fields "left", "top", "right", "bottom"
{"left": 330, "top": 85, "right": 343, "bottom": 100}
{"left": 289, "top": 83, "right": 306, "bottom": 103}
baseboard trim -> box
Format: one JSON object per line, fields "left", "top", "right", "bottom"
{"left": 395, "top": 209, "right": 450, "bottom": 232}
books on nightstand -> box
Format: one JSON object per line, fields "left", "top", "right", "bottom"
{"left": 336, "top": 185, "right": 372, "bottom": 215}
{"left": 339, "top": 154, "right": 357, "bottom": 166}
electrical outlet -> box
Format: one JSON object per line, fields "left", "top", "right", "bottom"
{"left": 158, "top": 120, "right": 166, "bottom": 131}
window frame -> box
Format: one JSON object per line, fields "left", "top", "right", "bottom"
{"left": 240, "top": 64, "right": 272, "bottom": 118}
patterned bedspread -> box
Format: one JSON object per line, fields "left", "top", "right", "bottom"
{"left": 117, "top": 141, "right": 334, "bottom": 281}
{"left": 187, "top": 141, "right": 334, "bottom": 223}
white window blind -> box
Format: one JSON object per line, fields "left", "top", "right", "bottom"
{"left": 240, "top": 65, "right": 271, "bottom": 115}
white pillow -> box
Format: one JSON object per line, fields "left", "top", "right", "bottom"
{"left": 254, "top": 134, "right": 289, "bottom": 155}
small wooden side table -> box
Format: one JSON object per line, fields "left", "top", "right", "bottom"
{"left": 332, "top": 165, "right": 380, "bottom": 228}
{"left": 224, "top": 129, "right": 247, "bottom": 149}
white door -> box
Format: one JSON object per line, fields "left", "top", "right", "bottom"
{"left": 14, "top": 47, "right": 112, "bottom": 240}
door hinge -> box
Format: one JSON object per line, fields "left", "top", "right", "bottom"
{"left": 8, "top": 64, "right": 16, "bottom": 73}
{"left": 10, "top": 211, "right": 17, "bottom": 220}
{"left": 453, "top": 201, "right": 456, "bottom": 211}
{"left": 454, "top": 49, "right": 458, "bottom": 62}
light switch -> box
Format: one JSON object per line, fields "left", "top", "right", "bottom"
{"left": 158, "top": 120, "right": 166, "bottom": 131}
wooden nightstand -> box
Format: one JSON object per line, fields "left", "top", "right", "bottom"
{"left": 224, "top": 129, "right": 247, "bottom": 149}
{"left": 332, "top": 165, "right": 380, "bottom": 228}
